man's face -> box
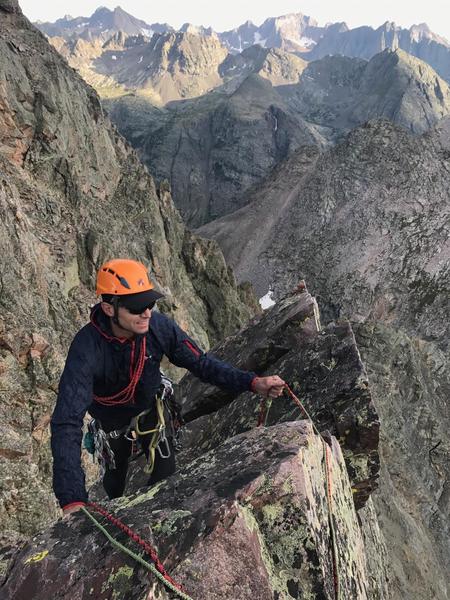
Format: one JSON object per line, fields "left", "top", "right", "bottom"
{"left": 101, "top": 302, "right": 152, "bottom": 337}
{"left": 117, "top": 306, "right": 152, "bottom": 335}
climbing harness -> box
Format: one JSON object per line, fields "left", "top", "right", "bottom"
{"left": 84, "top": 374, "right": 183, "bottom": 476}
{"left": 81, "top": 502, "right": 193, "bottom": 600}
{"left": 257, "top": 384, "right": 341, "bottom": 600}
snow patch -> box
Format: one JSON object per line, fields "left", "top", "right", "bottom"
{"left": 299, "top": 36, "right": 316, "bottom": 47}
{"left": 141, "top": 27, "right": 154, "bottom": 37}
{"left": 254, "top": 32, "right": 267, "bottom": 47}
{"left": 259, "top": 289, "right": 276, "bottom": 310}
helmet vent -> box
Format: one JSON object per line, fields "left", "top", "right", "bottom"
{"left": 102, "top": 267, "right": 131, "bottom": 289}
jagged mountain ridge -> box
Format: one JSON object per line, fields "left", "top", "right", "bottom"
{"left": 306, "top": 20, "right": 450, "bottom": 83}
{"left": 105, "top": 48, "right": 450, "bottom": 227}
{"left": 0, "top": 0, "right": 257, "bottom": 541}
{"left": 35, "top": 6, "right": 450, "bottom": 85}
{"left": 219, "top": 13, "right": 324, "bottom": 53}
{"left": 35, "top": 5, "right": 170, "bottom": 40}
{"left": 47, "top": 29, "right": 307, "bottom": 103}
{"left": 281, "top": 49, "right": 450, "bottom": 134}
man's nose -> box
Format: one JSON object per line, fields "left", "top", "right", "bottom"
{"left": 140, "top": 308, "right": 152, "bottom": 317}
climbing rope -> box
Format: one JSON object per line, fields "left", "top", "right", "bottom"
{"left": 257, "top": 384, "right": 341, "bottom": 600}
{"left": 82, "top": 502, "right": 193, "bottom": 600}
{"left": 93, "top": 338, "right": 147, "bottom": 405}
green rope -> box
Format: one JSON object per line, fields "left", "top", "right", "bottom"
{"left": 80, "top": 506, "right": 194, "bottom": 600}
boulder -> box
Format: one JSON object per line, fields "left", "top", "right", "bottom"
{"left": 1, "top": 422, "right": 370, "bottom": 599}
{"left": 176, "top": 287, "right": 379, "bottom": 510}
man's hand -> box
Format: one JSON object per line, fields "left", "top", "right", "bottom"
{"left": 252, "top": 375, "right": 286, "bottom": 398}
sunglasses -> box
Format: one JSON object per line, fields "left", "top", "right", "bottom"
{"left": 122, "top": 301, "right": 156, "bottom": 315}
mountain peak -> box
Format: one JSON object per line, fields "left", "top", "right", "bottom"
{"left": 92, "top": 6, "right": 111, "bottom": 16}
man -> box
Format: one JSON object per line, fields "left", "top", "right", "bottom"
{"left": 51, "top": 258, "right": 285, "bottom": 515}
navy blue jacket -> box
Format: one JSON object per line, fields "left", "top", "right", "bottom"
{"left": 51, "top": 305, "right": 256, "bottom": 508}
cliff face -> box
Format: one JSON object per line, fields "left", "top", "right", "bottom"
{"left": 0, "top": 0, "right": 257, "bottom": 541}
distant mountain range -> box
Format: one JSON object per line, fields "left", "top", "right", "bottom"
{"left": 35, "top": 6, "right": 450, "bottom": 83}
{"left": 105, "top": 48, "right": 450, "bottom": 227}
{"left": 33, "top": 6, "right": 450, "bottom": 228}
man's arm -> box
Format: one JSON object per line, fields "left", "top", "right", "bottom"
{"left": 163, "top": 317, "right": 285, "bottom": 396}
{"left": 51, "top": 329, "right": 95, "bottom": 511}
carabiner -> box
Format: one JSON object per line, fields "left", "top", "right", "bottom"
{"left": 157, "top": 429, "right": 171, "bottom": 459}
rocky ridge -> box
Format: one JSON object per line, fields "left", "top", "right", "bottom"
{"left": 48, "top": 30, "right": 307, "bottom": 104}
{"left": 281, "top": 49, "right": 450, "bottom": 135}
{"left": 199, "top": 118, "right": 450, "bottom": 343}
{"left": 0, "top": 0, "right": 257, "bottom": 543}
{"left": 198, "top": 118, "right": 450, "bottom": 598}
{"left": 35, "top": 5, "right": 169, "bottom": 41}
{"left": 219, "top": 13, "right": 323, "bottom": 54}
{"left": 2, "top": 422, "right": 372, "bottom": 599}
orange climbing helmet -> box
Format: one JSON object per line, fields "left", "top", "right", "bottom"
{"left": 96, "top": 259, "right": 163, "bottom": 306}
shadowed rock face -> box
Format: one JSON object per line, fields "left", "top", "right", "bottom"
{"left": 1, "top": 422, "right": 370, "bottom": 600}
{"left": 104, "top": 75, "right": 322, "bottom": 227}
{"left": 0, "top": 1, "right": 257, "bottom": 541}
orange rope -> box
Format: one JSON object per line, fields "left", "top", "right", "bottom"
{"left": 256, "top": 384, "right": 340, "bottom": 600}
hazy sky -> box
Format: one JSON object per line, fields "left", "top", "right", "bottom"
{"left": 19, "top": 0, "right": 450, "bottom": 41}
